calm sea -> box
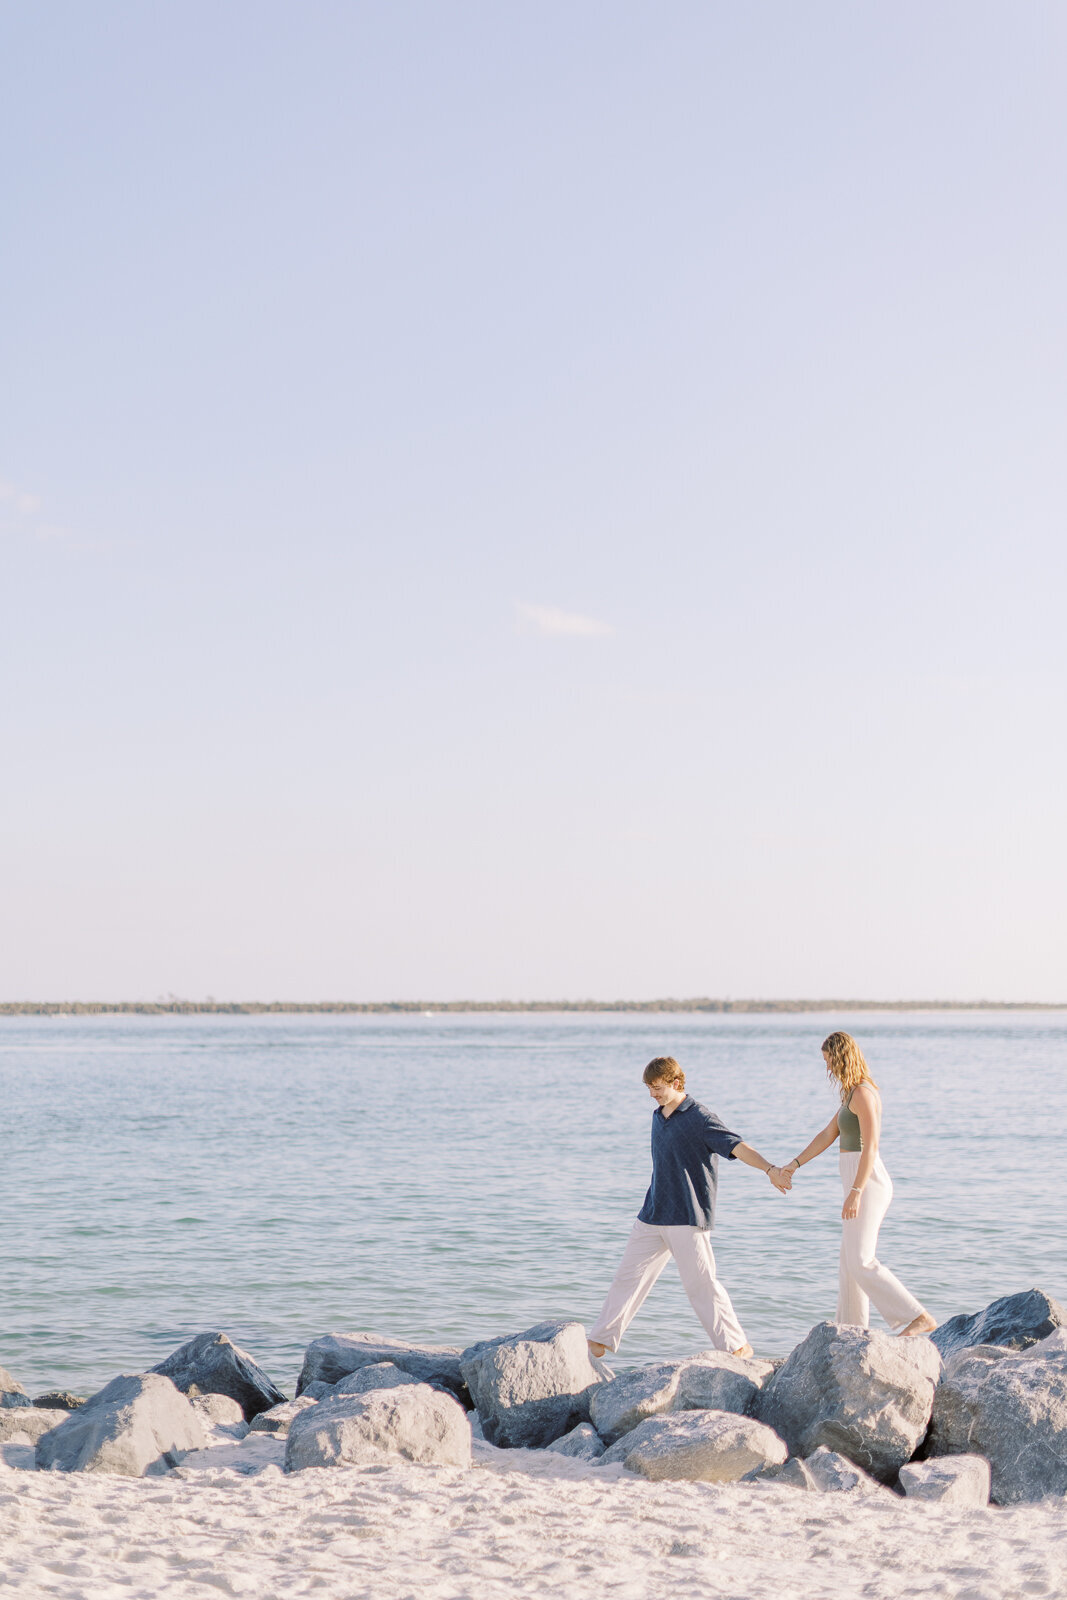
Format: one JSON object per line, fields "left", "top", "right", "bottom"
{"left": 1, "top": 1010, "right": 1063, "bottom": 1398}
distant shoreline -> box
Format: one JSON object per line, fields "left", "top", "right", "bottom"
{"left": 1, "top": 997, "right": 1064, "bottom": 1016}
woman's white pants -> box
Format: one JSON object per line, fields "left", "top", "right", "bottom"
{"left": 587, "top": 1219, "right": 747, "bottom": 1354}
{"left": 838, "top": 1152, "right": 924, "bottom": 1332}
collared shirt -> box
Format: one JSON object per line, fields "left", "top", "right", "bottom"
{"left": 636, "top": 1095, "right": 741, "bottom": 1230}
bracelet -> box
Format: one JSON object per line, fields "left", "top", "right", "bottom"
{"left": 849, "top": 1186, "right": 862, "bottom": 1194}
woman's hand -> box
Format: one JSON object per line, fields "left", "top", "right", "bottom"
{"left": 768, "top": 1165, "right": 792, "bottom": 1193}
{"left": 841, "top": 1187, "right": 861, "bottom": 1221}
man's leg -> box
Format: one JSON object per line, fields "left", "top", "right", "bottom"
{"left": 666, "top": 1227, "right": 749, "bottom": 1353}
{"left": 587, "top": 1221, "right": 672, "bottom": 1355}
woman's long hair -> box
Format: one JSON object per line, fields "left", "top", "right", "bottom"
{"left": 822, "top": 1031, "right": 878, "bottom": 1100}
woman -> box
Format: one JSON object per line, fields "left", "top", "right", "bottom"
{"left": 783, "top": 1032, "right": 936, "bottom": 1336}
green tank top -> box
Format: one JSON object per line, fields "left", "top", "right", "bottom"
{"left": 837, "top": 1090, "right": 863, "bottom": 1152}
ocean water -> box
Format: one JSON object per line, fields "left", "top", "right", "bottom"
{"left": 0, "top": 1010, "right": 1063, "bottom": 1399}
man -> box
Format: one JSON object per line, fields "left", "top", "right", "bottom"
{"left": 587, "top": 1055, "right": 789, "bottom": 1360}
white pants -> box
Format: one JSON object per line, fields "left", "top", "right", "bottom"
{"left": 588, "top": 1219, "right": 747, "bottom": 1354}
{"left": 838, "top": 1152, "right": 925, "bottom": 1332}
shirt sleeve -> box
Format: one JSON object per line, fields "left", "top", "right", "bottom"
{"left": 699, "top": 1107, "right": 741, "bottom": 1159}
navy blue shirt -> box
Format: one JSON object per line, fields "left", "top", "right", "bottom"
{"left": 637, "top": 1096, "right": 741, "bottom": 1230}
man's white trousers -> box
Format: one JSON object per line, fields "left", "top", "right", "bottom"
{"left": 587, "top": 1218, "right": 747, "bottom": 1354}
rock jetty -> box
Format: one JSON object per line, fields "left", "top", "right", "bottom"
{"left": 0, "top": 1287, "right": 1062, "bottom": 1505}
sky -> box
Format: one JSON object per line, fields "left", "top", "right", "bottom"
{"left": 2, "top": 2, "right": 1064, "bottom": 1003}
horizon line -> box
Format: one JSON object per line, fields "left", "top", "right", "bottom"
{"left": 1, "top": 997, "right": 1065, "bottom": 1016}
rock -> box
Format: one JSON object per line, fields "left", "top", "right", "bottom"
{"left": 589, "top": 1351, "right": 773, "bottom": 1448}
{"left": 297, "top": 1333, "right": 467, "bottom": 1404}
{"left": 590, "top": 1353, "right": 774, "bottom": 1445}
{"left": 0, "top": 1367, "right": 31, "bottom": 1409}
{"left": 248, "top": 1396, "right": 319, "bottom": 1436}
{"left": 151, "top": 1331, "right": 286, "bottom": 1421}
{"left": 804, "top": 1446, "right": 890, "bottom": 1495}
{"left": 931, "top": 1289, "right": 1067, "bottom": 1361}
{"left": 588, "top": 1363, "right": 684, "bottom": 1445}
{"left": 459, "top": 1321, "right": 603, "bottom": 1449}
{"left": 748, "top": 1454, "right": 819, "bottom": 1489}
{"left": 925, "top": 1344, "right": 1067, "bottom": 1504}
{"left": 300, "top": 1380, "right": 336, "bottom": 1400}
{"left": 35, "top": 1373, "right": 208, "bottom": 1476}
{"left": 899, "top": 1455, "right": 991, "bottom": 1506}
{"left": 674, "top": 1352, "right": 775, "bottom": 1418}
{"left": 600, "top": 1409, "right": 786, "bottom": 1482}
{"left": 334, "top": 1362, "right": 424, "bottom": 1397}
{"left": 0, "top": 1405, "right": 71, "bottom": 1443}
{"left": 757, "top": 1322, "right": 940, "bottom": 1483}
{"left": 188, "top": 1394, "right": 249, "bottom": 1437}
{"left": 33, "top": 1391, "right": 86, "bottom": 1411}
{"left": 285, "top": 1384, "right": 470, "bottom": 1472}
{"left": 546, "top": 1422, "right": 605, "bottom": 1459}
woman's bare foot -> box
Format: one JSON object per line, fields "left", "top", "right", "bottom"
{"left": 588, "top": 1340, "right": 608, "bottom": 1359}
{"left": 732, "top": 1343, "right": 755, "bottom": 1359}
{"left": 899, "top": 1311, "right": 937, "bottom": 1337}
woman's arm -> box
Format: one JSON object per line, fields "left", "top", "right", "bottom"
{"left": 841, "top": 1084, "right": 882, "bottom": 1219}
{"left": 784, "top": 1114, "right": 841, "bottom": 1180}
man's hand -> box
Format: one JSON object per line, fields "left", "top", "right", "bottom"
{"left": 767, "top": 1164, "right": 792, "bottom": 1193}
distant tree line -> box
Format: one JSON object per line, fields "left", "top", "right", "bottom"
{"left": 0, "top": 998, "right": 1060, "bottom": 1016}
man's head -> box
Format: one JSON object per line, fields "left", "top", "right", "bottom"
{"left": 642, "top": 1055, "right": 686, "bottom": 1108}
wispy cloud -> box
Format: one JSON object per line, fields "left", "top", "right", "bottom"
{"left": 0, "top": 473, "right": 123, "bottom": 555}
{"left": 0, "top": 478, "right": 42, "bottom": 517}
{"left": 517, "top": 603, "right": 614, "bottom": 638}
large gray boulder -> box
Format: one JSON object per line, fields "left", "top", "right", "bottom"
{"left": 297, "top": 1333, "right": 467, "bottom": 1403}
{"left": 899, "top": 1455, "right": 991, "bottom": 1506}
{"left": 0, "top": 1367, "right": 31, "bottom": 1409}
{"left": 248, "top": 1396, "right": 318, "bottom": 1436}
{"left": 460, "top": 1321, "right": 602, "bottom": 1449}
{"left": 757, "top": 1322, "right": 940, "bottom": 1484}
{"left": 588, "top": 1363, "right": 683, "bottom": 1445}
{"left": 35, "top": 1373, "right": 208, "bottom": 1476}
{"left": 674, "top": 1352, "right": 775, "bottom": 1417}
{"left": 546, "top": 1422, "right": 605, "bottom": 1460}
{"left": 589, "top": 1352, "right": 772, "bottom": 1445}
{"left": 151, "top": 1331, "right": 286, "bottom": 1421}
{"left": 285, "top": 1384, "right": 470, "bottom": 1471}
{"left": 0, "top": 1405, "right": 71, "bottom": 1443}
{"left": 333, "top": 1362, "right": 423, "bottom": 1398}
{"left": 925, "top": 1344, "right": 1067, "bottom": 1504}
{"left": 932, "top": 1289, "right": 1066, "bottom": 1362}
{"left": 188, "top": 1393, "right": 247, "bottom": 1433}
{"left": 601, "top": 1409, "right": 786, "bottom": 1482}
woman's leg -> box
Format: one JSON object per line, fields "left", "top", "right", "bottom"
{"left": 667, "top": 1227, "right": 749, "bottom": 1352}
{"left": 840, "top": 1158, "right": 926, "bottom": 1332}
{"left": 587, "top": 1221, "right": 672, "bottom": 1354}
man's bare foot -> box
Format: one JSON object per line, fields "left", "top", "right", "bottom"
{"left": 732, "top": 1343, "right": 755, "bottom": 1359}
{"left": 588, "top": 1341, "right": 608, "bottom": 1359}
{"left": 899, "top": 1311, "right": 937, "bottom": 1337}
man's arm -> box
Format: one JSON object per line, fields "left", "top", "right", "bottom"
{"left": 733, "top": 1141, "right": 791, "bottom": 1193}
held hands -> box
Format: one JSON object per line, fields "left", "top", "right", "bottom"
{"left": 767, "top": 1163, "right": 793, "bottom": 1194}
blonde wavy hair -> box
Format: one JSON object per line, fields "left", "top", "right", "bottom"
{"left": 821, "top": 1032, "right": 878, "bottom": 1099}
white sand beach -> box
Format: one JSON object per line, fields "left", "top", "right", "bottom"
{"left": 2, "top": 1434, "right": 1065, "bottom": 1600}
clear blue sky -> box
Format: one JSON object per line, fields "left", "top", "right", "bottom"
{"left": 2, "top": 3, "right": 1064, "bottom": 1002}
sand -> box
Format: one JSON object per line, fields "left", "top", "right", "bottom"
{"left": 2, "top": 1431, "right": 1065, "bottom": 1600}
